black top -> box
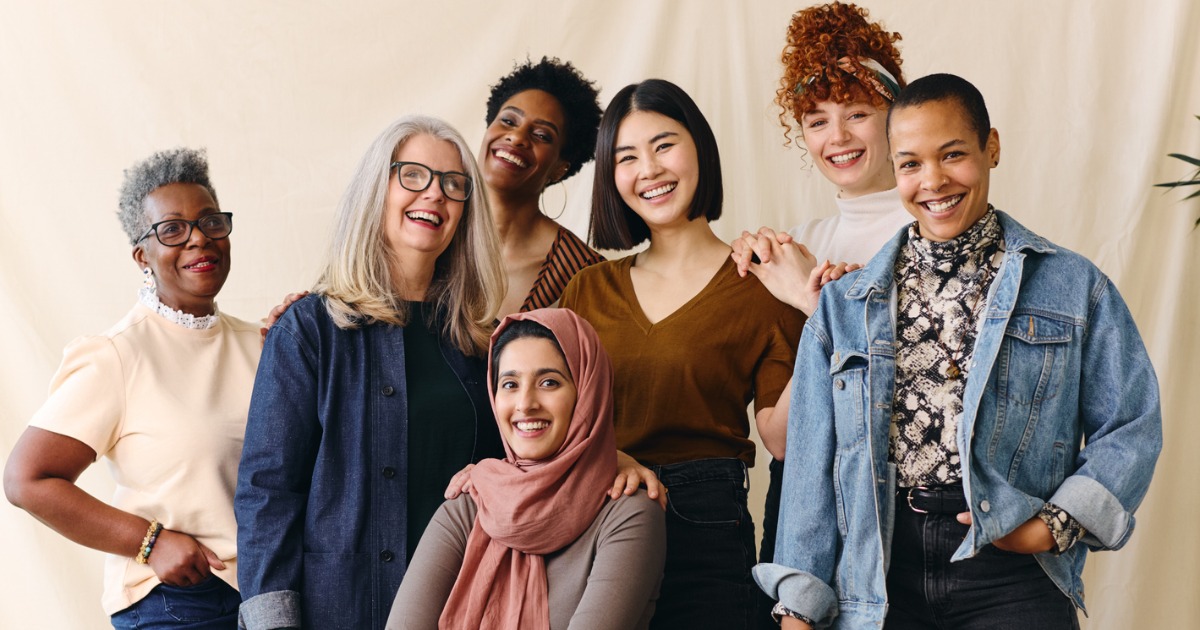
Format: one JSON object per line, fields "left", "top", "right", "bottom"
{"left": 403, "top": 302, "right": 486, "bottom": 561}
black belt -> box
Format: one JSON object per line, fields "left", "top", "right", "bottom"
{"left": 899, "top": 484, "right": 967, "bottom": 514}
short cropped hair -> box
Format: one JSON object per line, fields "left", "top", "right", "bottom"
{"left": 485, "top": 57, "right": 603, "bottom": 183}
{"left": 888, "top": 73, "right": 991, "bottom": 148}
{"left": 117, "top": 148, "right": 217, "bottom": 245}
{"left": 590, "top": 79, "right": 723, "bottom": 250}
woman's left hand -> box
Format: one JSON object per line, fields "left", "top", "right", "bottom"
{"left": 611, "top": 450, "right": 667, "bottom": 510}
{"left": 956, "top": 512, "right": 1054, "bottom": 554}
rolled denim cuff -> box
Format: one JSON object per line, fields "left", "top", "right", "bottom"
{"left": 753, "top": 562, "right": 837, "bottom": 626}
{"left": 239, "top": 590, "right": 301, "bottom": 630}
{"left": 1049, "top": 475, "right": 1134, "bottom": 550}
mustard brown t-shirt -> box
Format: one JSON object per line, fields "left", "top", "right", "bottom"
{"left": 560, "top": 256, "right": 804, "bottom": 466}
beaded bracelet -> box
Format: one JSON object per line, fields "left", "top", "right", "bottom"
{"left": 135, "top": 519, "right": 163, "bottom": 565}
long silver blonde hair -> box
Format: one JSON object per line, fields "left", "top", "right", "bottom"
{"left": 314, "top": 115, "right": 504, "bottom": 356}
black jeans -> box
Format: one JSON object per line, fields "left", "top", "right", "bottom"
{"left": 649, "top": 458, "right": 757, "bottom": 630}
{"left": 756, "top": 458, "right": 786, "bottom": 629}
{"left": 886, "top": 498, "right": 1080, "bottom": 629}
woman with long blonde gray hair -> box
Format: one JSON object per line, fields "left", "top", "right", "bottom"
{"left": 235, "top": 115, "right": 507, "bottom": 630}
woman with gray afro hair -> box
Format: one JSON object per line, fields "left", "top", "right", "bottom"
{"left": 6, "top": 147, "right": 261, "bottom": 628}
{"left": 117, "top": 147, "right": 219, "bottom": 246}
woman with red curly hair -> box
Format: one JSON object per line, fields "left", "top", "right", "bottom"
{"left": 729, "top": 3, "right": 912, "bottom": 626}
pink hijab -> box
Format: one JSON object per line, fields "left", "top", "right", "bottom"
{"left": 438, "top": 308, "right": 617, "bottom": 630}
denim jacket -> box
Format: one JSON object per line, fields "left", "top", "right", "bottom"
{"left": 753, "top": 211, "right": 1161, "bottom": 628}
{"left": 235, "top": 295, "right": 501, "bottom": 630}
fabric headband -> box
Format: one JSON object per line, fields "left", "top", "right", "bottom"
{"left": 795, "top": 56, "right": 901, "bottom": 103}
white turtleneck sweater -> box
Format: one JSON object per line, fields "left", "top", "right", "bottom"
{"left": 787, "top": 187, "right": 913, "bottom": 266}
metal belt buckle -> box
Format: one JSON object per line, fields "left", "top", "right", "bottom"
{"left": 906, "top": 486, "right": 930, "bottom": 514}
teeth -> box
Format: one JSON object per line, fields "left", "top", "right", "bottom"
{"left": 515, "top": 420, "right": 549, "bottom": 432}
{"left": 406, "top": 211, "right": 442, "bottom": 226}
{"left": 496, "top": 149, "right": 527, "bottom": 168}
{"left": 641, "top": 183, "right": 676, "bottom": 199}
{"left": 186, "top": 260, "right": 214, "bottom": 269}
{"left": 925, "top": 195, "right": 963, "bottom": 213}
{"left": 830, "top": 151, "right": 863, "bottom": 165}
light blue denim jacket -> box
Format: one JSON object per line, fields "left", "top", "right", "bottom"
{"left": 753, "top": 211, "right": 1161, "bottom": 628}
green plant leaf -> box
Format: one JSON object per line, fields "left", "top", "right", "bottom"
{"left": 1155, "top": 181, "right": 1200, "bottom": 188}
{"left": 1167, "top": 153, "right": 1200, "bottom": 168}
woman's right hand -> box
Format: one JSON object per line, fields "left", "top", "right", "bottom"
{"left": 148, "top": 529, "right": 226, "bottom": 587}
{"left": 260, "top": 291, "right": 309, "bottom": 341}
{"left": 611, "top": 451, "right": 667, "bottom": 510}
{"left": 443, "top": 463, "right": 476, "bottom": 499}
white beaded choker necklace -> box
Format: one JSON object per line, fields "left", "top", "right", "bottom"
{"left": 139, "top": 287, "right": 220, "bottom": 330}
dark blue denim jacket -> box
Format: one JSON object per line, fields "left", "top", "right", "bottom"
{"left": 754, "top": 211, "right": 1162, "bottom": 628}
{"left": 235, "top": 295, "right": 500, "bottom": 630}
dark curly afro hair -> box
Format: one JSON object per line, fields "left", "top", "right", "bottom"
{"left": 485, "top": 57, "right": 603, "bottom": 182}
{"left": 776, "top": 2, "right": 905, "bottom": 145}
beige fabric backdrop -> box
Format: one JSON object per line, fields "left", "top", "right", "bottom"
{"left": 1, "top": 1, "right": 1196, "bottom": 627}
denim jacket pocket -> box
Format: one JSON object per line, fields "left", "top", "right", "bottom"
{"left": 997, "top": 313, "right": 1073, "bottom": 405}
{"left": 302, "top": 552, "right": 371, "bottom": 627}
{"left": 829, "top": 350, "right": 870, "bottom": 450}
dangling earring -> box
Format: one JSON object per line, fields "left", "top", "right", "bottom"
{"left": 142, "top": 267, "right": 156, "bottom": 291}
{"left": 539, "top": 181, "right": 567, "bottom": 221}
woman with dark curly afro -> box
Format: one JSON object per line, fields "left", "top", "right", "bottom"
{"left": 479, "top": 57, "right": 606, "bottom": 317}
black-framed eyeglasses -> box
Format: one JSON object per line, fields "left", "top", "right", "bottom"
{"left": 390, "top": 161, "right": 472, "bottom": 202}
{"left": 136, "top": 212, "right": 234, "bottom": 247}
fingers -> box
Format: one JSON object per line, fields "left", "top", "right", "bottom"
{"left": 200, "top": 542, "right": 226, "bottom": 571}
{"left": 755, "top": 226, "right": 779, "bottom": 239}
{"left": 956, "top": 511, "right": 973, "bottom": 525}
{"left": 732, "top": 233, "right": 756, "bottom": 277}
{"left": 443, "top": 464, "right": 475, "bottom": 499}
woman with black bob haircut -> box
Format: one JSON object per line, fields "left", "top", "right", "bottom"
{"left": 480, "top": 56, "right": 606, "bottom": 316}
{"left": 559, "top": 79, "right": 804, "bottom": 628}
{"left": 589, "top": 79, "right": 723, "bottom": 249}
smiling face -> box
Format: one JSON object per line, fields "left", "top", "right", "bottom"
{"left": 890, "top": 99, "right": 1000, "bottom": 242}
{"left": 133, "top": 183, "right": 230, "bottom": 316}
{"left": 493, "top": 336, "right": 577, "bottom": 461}
{"left": 383, "top": 133, "right": 466, "bottom": 264}
{"left": 612, "top": 110, "right": 700, "bottom": 230}
{"left": 479, "top": 89, "right": 570, "bottom": 202}
{"left": 801, "top": 99, "right": 895, "bottom": 198}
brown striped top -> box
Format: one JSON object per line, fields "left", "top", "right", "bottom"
{"left": 520, "top": 227, "right": 605, "bottom": 312}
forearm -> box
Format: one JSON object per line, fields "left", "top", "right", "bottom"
{"left": 8, "top": 475, "right": 150, "bottom": 557}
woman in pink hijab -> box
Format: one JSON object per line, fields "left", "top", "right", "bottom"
{"left": 387, "top": 308, "right": 666, "bottom": 630}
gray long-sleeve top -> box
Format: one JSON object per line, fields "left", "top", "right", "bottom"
{"left": 387, "top": 490, "right": 666, "bottom": 630}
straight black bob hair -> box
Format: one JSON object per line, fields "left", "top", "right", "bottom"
{"left": 887, "top": 72, "right": 991, "bottom": 148}
{"left": 590, "top": 79, "right": 723, "bottom": 250}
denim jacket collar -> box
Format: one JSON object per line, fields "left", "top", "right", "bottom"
{"left": 843, "top": 210, "right": 1057, "bottom": 301}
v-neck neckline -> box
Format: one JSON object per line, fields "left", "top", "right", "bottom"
{"left": 619, "top": 255, "right": 732, "bottom": 332}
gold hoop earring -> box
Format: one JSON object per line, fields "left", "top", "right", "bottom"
{"left": 539, "top": 181, "right": 567, "bottom": 221}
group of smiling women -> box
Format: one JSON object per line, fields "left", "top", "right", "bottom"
{"left": 4, "top": 3, "right": 1162, "bottom": 630}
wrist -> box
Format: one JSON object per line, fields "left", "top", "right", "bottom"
{"left": 135, "top": 519, "right": 163, "bottom": 564}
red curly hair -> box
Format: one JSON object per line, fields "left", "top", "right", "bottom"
{"left": 776, "top": 2, "right": 905, "bottom": 145}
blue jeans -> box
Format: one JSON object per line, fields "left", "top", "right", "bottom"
{"left": 110, "top": 577, "right": 239, "bottom": 629}
{"left": 886, "top": 500, "right": 1079, "bottom": 629}
{"left": 649, "top": 458, "right": 757, "bottom": 630}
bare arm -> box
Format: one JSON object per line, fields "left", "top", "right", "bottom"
{"left": 756, "top": 378, "right": 793, "bottom": 461}
{"left": 4, "top": 427, "right": 223, "bottom": 585}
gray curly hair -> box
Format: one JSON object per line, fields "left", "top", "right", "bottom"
{"left": 117, "top": 147, "right": 218, "bottom": 245}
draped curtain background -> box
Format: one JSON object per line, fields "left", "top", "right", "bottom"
{"left": 1, "top": 1, "right": 1196, "bottom": 627}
